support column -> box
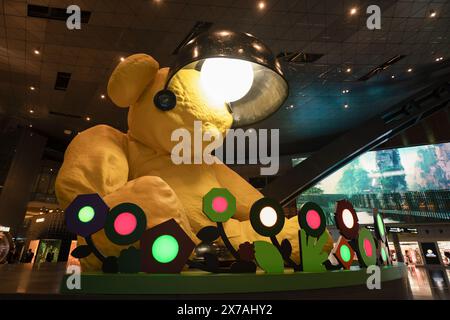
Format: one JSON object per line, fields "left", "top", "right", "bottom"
{"left": 391, "top": 232, "right": 404, "bottom": 263}
{"left": 0, "top": 128, "right": 47, "bottom": 236}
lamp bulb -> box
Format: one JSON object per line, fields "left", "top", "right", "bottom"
{"left": 200, "top": 58, "right": 254, "bottom": 103}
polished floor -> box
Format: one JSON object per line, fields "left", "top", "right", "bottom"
{"left": 0, "top": 262, "right": 449, "bottom": 299}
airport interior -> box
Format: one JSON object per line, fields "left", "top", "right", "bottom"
{"left": 0, "top": 0, "right": 449, "bottom": 302}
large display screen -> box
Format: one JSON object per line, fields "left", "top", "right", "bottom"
{"left": 296, "top": 142, "right": 450, "bottom": 224}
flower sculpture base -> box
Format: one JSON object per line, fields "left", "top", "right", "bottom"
{"left": 60, "top": 264, "right": 408, "bottom": 299}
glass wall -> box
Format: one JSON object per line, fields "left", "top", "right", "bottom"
{"left": 296, "top": 142, "right": 450, "bottom": 224}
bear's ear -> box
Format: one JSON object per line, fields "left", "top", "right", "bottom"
{"left": 107, "top": 54, "right": 159, "bottom": 108}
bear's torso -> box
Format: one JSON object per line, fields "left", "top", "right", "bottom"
{"left": 127, "top": 135, "right": 222, "bottom": 233}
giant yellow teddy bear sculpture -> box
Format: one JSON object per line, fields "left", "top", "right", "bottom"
{"left": 56, "top": 54, "right": 332, "bottom": 271}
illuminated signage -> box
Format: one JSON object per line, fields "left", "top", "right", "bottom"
{"left": 0, "top": 226, "right": 10, "bottom": 232}
{"left": 36, "top": 218, "right": 45, "bottom": 223}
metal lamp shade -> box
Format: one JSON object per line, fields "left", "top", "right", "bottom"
{"left": 166, "top": 30, "right": 289, "bottom": 127}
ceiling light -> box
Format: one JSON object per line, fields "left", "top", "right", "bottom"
{"left": 101, "top": 94, "right": 106, "bottom": 99}
{"left": 391, "top": 75, "right": 395, "bottom": 79}
{"left": 29, "top": 124, "right": 33, "bottom": 128}
{"left": 435, "top": 57, "right": 443, "bottom": 62}
{"left": 429, "top": 10, "right": 436, "bottom": 18}
{"left": 29, "top": 109, "right": 34, "bottom": 114}
{"left": 346, "top": 68, "right": 352, "bottom": 73}
{"left": 350, "top": 7, "right": 357, "bottom": 15}
{"left": 85, "top": 116, "right": 91, "bottom": 121}
{"left": 258, "top": 1, "right": 266, "bottom": 10}
{"left": 344, "top": 104, "right": 349, "bottom": 109}
{"left": 30, "top": 86, "right": 36, "bottom": 91}
{"left": 33, "top": 49, "right": 40, "bottom": 55}
{"left": 64, "top": 129, "right": 72, "bottom": 135}
{"left": 120, "top": 57, "right": 125, "bottom": 62}
{"left": 407, "top": 68, "right": 413, "bottom": 72}
{"left": 153, "top": 30, "right": 288, "bottom": 127}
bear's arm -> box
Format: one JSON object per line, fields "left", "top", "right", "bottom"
{"left": 213, "top": 163, "right": 263, "bottom": 221}
{"left": 55, "top": 125, "right": 129, "bottom": 209}
{"left": 213, "top": 163, "right": 334, "bottom": 262}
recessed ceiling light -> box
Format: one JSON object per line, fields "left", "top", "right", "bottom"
{"left": 429, "top": 10, "right": 436, "bottom": 18}
{"left": 407, "top": 68, "right": 413, "bottom": 72}
{"left": 30, "top": 86, "right": 36, "bottom": 91}
{"left": 101, "top": 94, "right": 106, "bottom": 99}
{"left": 258, "top": 1, "right": 266, "bottom": 10}
{"left": 33, "top": 49, "right": 40, "bottom": 55}
{"left": 85, "top": 116, "right": 91, "bottom": 121}
{"left": 350, "top": 8, "right": 357, "bottom": 15}
{"left": 346, "top": 68, "right": 352, "bottom": 73}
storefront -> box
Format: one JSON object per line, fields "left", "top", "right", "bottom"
{"left": 437, "top": 241, "right": 450, "bottom": 267}
{"left": 400, "top": 242, "right": 424, "bottom": 266}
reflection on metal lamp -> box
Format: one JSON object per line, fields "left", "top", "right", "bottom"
{"left": 154, "top": 30, "right": 289, "bottom": 127}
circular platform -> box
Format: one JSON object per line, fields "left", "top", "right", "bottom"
{"left": 60, "top": 264, "right": 408, "bottom": 298}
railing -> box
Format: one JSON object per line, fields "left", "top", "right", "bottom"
{"left": 297, "top": 190, "right": 450, "bottom": 224}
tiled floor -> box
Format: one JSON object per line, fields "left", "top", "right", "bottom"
{"left": 0, "top": 262, "right": 449, "bottom": 299}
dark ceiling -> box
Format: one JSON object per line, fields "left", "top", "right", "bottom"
{"left": 0, "top": 0, "right": 449, "bottom": 155}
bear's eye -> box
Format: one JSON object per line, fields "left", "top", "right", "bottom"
{"left": 154, "top": 90, "right": 176, "bottom": 111}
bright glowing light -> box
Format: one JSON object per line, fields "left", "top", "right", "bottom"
{"left": 306, "top": 210, "right": 321, "bottom": 230}
{"left": 364, "top": 239, "right": 373, "bottom": 257}
{"left": 340, "top": 245, "right": 352, "bottom": 262}
{"left": 377, "top": 214, "right": 385, "bottom": 237}
{"left": 33, "top": 49, "right": 40, "bottom": 55}
{"left": 78, "top": 206, "right": 95, "bottom": 223}
{"left": 407, "top": 68, "right": 413, "bottom": 72}
{"left": 258, "top": 2, "right": 266, "bottom": 10}
{"left": 212, "top": 196, "right": 228, "bottom": 213}
{"left": 29, "top": 109, "right": 34, "bottom": 114}
{"left": 350, "top": 8, "right": 357, "bottom": 15}
{"left": 101, "top": 94, "right": 106, "bottom": 99}
{"left": 429, "top": 10, "right": 436, "bottom": 18}
{"left": 381, "top": 247, "right": 387, "bottom": 261}
{"left": 114, "top": 212, "right": 137, "bottom": 236}
{"left": 30, "top": 86, "right": 35, "bottom": 91}
{"left": 260, "top": 206, "right": 277, "bottom": 227}
{"left": 85, "top": 116, "right": 91, "bottom": 121}
{"left": 342, "top": 209, "right": 354, "bottom": 228}
{"left": 120, "top": 57, "right": 125, "bottom": 62}
{"left": 152, "top": 235, "right": 179, "bottom": 263}
{"left": 346, "top": 68, "right": 352, "bottom": 73}
{"left": 200, "top": 58, "right": 254, "bottom": 103}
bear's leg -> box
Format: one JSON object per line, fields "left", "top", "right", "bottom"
{"left": 78, "top": 176, "right": 195, "bottom": 271}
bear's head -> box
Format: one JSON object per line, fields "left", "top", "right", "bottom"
{"left": 107, "top": 54, "right": 233, "bottom": 153}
